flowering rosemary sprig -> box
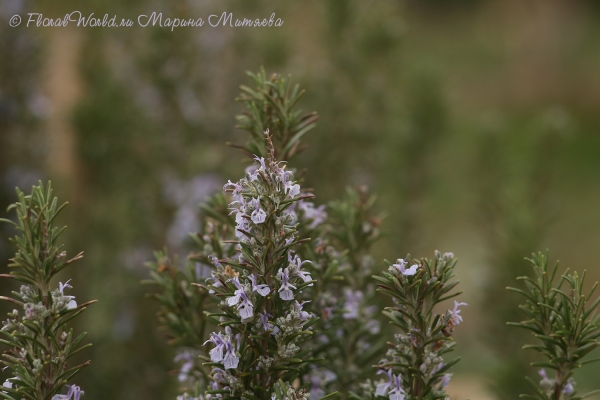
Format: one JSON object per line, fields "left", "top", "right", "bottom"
{"left": 359, "top": 251, "right": 464, "bottom": 400}
{"left": 232, "top": 68, "right": 319, "bottom": 162}
{"left": 0, "top": 182, "right": 95, "bottom": 400}
{"left": 508, "top": 252, "right": 600, "bottom": 400}
{"left": 202, "top": 132, "right": 319, "bottom": 399}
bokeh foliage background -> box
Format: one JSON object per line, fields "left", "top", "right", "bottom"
{"left": 2, "top": 0, "right": 600, "bottom": 399}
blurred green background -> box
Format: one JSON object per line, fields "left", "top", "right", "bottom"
{"left": 2, "top": 0, "right": 600, "bottom": 399}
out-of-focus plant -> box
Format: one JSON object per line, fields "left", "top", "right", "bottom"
{"left": 143, "top": 193, "right": 237, "bottom": 397}
{"left": 475, "top": 113, "right": 566, "bottom": 399}
{"left": 353, "top": 251, "right": 465, "bottom": 400}
{"left": 304, "top": 187, "right": 386, "bottom": 398}
{"left": 508, "top": 252, "right": 600, "bottom": 400}
{"left": 0, "top": 182, "right": 95, "bottom": 400}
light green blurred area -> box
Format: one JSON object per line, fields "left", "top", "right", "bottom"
{"left": 1, "top": 0, "right": 600, "bottom": 399}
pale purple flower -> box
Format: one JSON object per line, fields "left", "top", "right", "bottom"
{"left": 58, "top": 280, "right": 77, "bottom": 309}
{"left": 564, "top": 381, "right": 574, "bottom": 395}
{"left": 245, "top": 164, "right": 259, "bottom": 181}
{"left": 174, "top": 351, "right": 194, "bottom": 382}
{"left": 538, "top": 369, "right": 548, "bottom": 380}
{"left": 223, "top": 180, "right": 243, "bottom": 204}
{"left": 204, "top": 329, "right": 239, "bottom": 369}
{"left": 449, "top": 301, "right": 468, "bottom": 326}
{"left": 392, "top": 259, "right": 419, "bottom": 276}
{"left": 204, "top": 332, "right": 226, "bottom": 363}
{"left": 227, "top": 277, "right": 244, "bottom": 306}
{"left": 251, "top": 207, "right": 267, "bottom": 224}
{"left": 279, "top": 168, "right": 300, "bottom": 198}
{"left": 234, "top": 211, "right": 251, "bottom": 239}
{"left": 249, "top": 274, "right": 270, "bottom": 296}
{"left": 375, "top": 369, "right": 393, "bottom": 397}
{"left": 365, "top": 319, "right": 381, "bottom": 335}
{"left": 51, "top": 385, "right": 84, "bottom": 400}
{"left": 59, "top": 280, "right": 73, "bottom": 292}
{"left": 298, "top": 201, "right": 327, "bottom": 229}
{"left": 343, "top": 289, "right": 363, "bottom": 319}
{"left": 227, "top": 277, "right": 254, "bottom": 320}
{"left": 258, "top": 311, "right": 279, "bottom": 334}
{"left": 254, "top": 156, "right": 267, "bottom": 171}
{"left": 287, "top": 184, "right": 301, "bottom": 198}
{"left": 276, "top": 268, "right": 296, "bottom": 300}
{"left": 247, "top": 197, "right": 267, "bottom": 224}
{"left": 237, "top": 291, "right": 254, "bottom": 320}
{"left": 294, "top": 300, "right": 311, "bottom": 321}
{"left": 388, "top": 373, "right": 405, "bottom": 400}
{"left": 289, "top": 254, "right": 313, "bottom": 285}
{"left": 206, "top": 275, "right": 222, "bottom": 294}
{"left": 441, "top": 374, "right": 451, "bottom": 388}
{"left": 223, "top": 343, "right": 239, "bottom": 369}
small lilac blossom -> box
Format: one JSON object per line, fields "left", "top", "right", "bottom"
{"left": 392, "top": 259, "right": 419, "bottom": 276}
{"left": 206, "top": 276, "right": 223, "bottom": 294}
{"left": 277, "top": 166, "right": 300, "bottom": 198}
{"left": 279, "top": 168, "right": 300, "bottom": 198}
{"left": 258, "top": 311, "right": 279, "bottom": 334}
{"left": 538, "top": 369, "right": 548, "bottom": 380}
{"left": 205, "top": 328, "right": 239, "bottom": 370}
{"left": 204, "top": 332, "right": 226, "bottom": 363}
{"left": 210, "top": 256, "right": 222, "bottom": 268}
{"left": 245, "top": 164, "right": 259, "bottom": 181}
{"left": 223, "top": 180, "right": 244, "bottom": 204}
{"left": 276, "top": 268, "right": 296, "bottom": 300}
{"left": 250, "top": 198, "right": 267, "bottom": 224}
{"left": 375, "top": 369, "right": 393, "bottom": 397}
{"left": 449, "top": 301, "right": 468, "bottom": 326}
{"left": 249, "top": 274, "right": 270, "bottom": 296}
{"left": 254, "top": 156, "right": 267, "bottom": 171}
{"left": 563, "top": 381, "right": 575, "bottom": 395}
{"left": 223, "top": 337, "right": 239, "bottom": 370}
{"left": 227, "top": 277, "right": 244, "bottom": 307}
{"left": 237, "top": 291, "right": 254, "bottom": 320}
{"left": 388, "top": 373, "right": 405, "bottom": 400}
{"left": 343, "top": 289, "right": 363, "bottom": 320}
{"left": 293, "top": 300, "right": 311, "bottom": 321}
{"left": 298, "top": 201, "right": 328, "bottom": 229}
{"left": 58, "top": 280, "right": 77, "bottom": 310}
{"left": 174, "top": 351, "right": 194, "bottom": 382}
{"left": 289, "top": 254, "right": 313, "bottom": 285}
{"left": 234, "top": 212, "right": 250, "bottom": 239}
{"left": 440, "top": 374, "right": 451, "bottom": 388}
{"left": 227, "top": 277, "right": 253, "bottom": 320}
{"left": 51, "top": 385, "right": 84, "bottom": 400}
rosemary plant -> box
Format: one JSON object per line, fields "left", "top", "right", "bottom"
{"left": 0, "top": 182, "right": 95, "bottom": 400}
{"left": 355, "top": 251, "right": 465, "bottom": 400}
{"left": 508, "top": 252, "right": 600, "bottom": 400}
{"left": 202, "top": 131, "right": 318, "bottom": 399}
